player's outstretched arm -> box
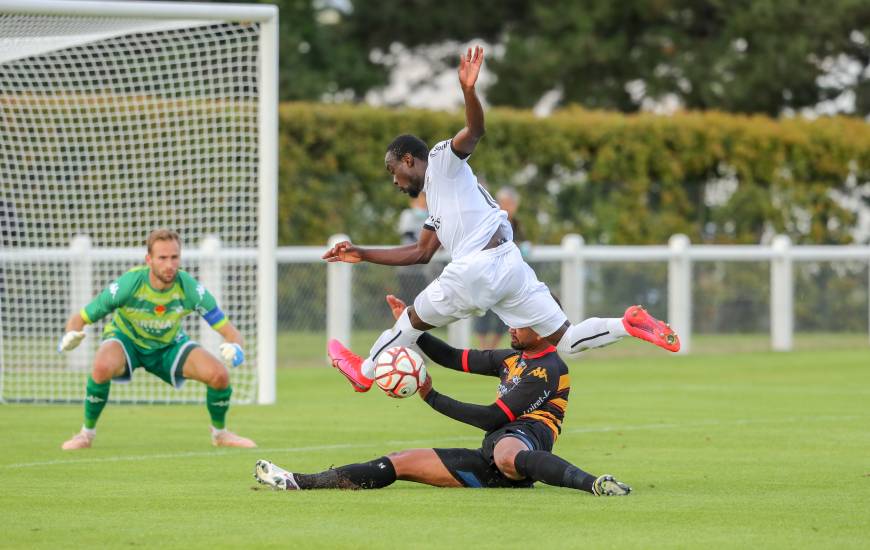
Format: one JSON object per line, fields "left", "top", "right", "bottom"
{"left": 451, "top": 46, "right": 485, "bottom": 157}
{"left": 418, "top": 374, "right": 510, "bottom": 432}
{"left": 322, "top": 229, "right": 441, "bottom": 267}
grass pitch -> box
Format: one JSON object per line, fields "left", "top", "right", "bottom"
{"left": 2, "top": 341, "right": 869, "bottom": 549}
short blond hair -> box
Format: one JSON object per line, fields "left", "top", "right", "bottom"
{"left": 146, "top": 228, "right": 182, "bottom": 254}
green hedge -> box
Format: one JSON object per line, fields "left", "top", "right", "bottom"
{"left": 279, "top": 103, "right": 870, "bottom": 246}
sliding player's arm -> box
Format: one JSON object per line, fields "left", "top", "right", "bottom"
{"left": 384, "top": 294, "right": 503, "bottom": 376}
{"left": 322, "top": 227, "right": 441, "bottom": 266}
{"left": 419, "top": 371, "right": 554, "bottom": 433}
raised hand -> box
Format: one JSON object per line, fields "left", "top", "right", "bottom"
{"left": 458, "top": 46, "right": 484, "bottom": 91}
{"left": 385, "top": 294, "right": 406, "bottom": 320}
{"left": 322, "top": 240, "right": 363, "bottom": 263}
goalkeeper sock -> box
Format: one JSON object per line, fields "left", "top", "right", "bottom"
{"left": 294, "top": 457, "right": 397, "bottom": 490}
{"left": 556, "top": 317, "right": 626, "bottom": 355}
{"left": 361, "top": 308, "right": 423, "bottom": 379}
{"left": 514, "top": 450, "right": 597, "bottom": 493}
{"left": 206, "top": 385, "right": 233, "bottom": 430}
{"left": 83, "top": 376, "right": 111, "bottom": 429}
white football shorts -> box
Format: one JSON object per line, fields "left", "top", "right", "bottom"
{"left": 413, "top": 241, "right": 567, "bottom": 338}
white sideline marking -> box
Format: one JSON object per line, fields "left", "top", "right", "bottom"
{"left": 2, "top": 414, "right": 863, "bottom": 470}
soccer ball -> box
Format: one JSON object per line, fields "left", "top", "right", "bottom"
{"left": 374, "top": 346, "right": 427, "bottom": 398}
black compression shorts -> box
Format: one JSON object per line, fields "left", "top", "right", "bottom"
{"left": 433, "top": 420, "right": 554, "bottom": 488}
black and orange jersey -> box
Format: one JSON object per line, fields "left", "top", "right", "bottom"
{"left": 416, "top": 332, "right": 570, "bottom": 441}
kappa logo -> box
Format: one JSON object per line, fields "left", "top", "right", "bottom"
{"left": 210, "top": 400, "right": 231, "bottom": 407}
{"left": 196, "top": 284, "right": 205, "bottom": 299}
{"left": 174, "top": 305, "right": 184, "bottom": 314}
{"left": 109, "top": 282, "right": 119, "bottom": 298}
{"left": 85, "top": 395, "right": 105, "bottom": 404}
{"left": 528, "top": 367, "right": 548, "bottom": 382}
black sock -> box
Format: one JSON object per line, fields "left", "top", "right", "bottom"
{"left": 514, "top": 450, "right": 596, "bottom": 493}
{"left": 295, "top": 457, "right": 397, "bottom": 490}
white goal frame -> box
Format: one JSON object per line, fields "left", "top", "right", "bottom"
{"left": 0, "top": 0, "right": 278, "bottom": 404}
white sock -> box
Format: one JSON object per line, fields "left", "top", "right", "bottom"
{"left": 210, "top": 426, "right": 226, "bottom": 437}
{"left": 81, "top": 426, "right": 96, "bottom": 438}
{"left": 556, "top": 317, "right": 626, "bottom": 355}
{"left": 361, "top": 308, "right": 423, "bottom": 379}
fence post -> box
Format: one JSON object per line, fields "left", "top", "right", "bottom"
{"left": 199, "top": 235, "right": 224, "bottom": 356}
{"left": 448, "top": 317, "right": 472, "bottom": 349}
{"left": 668, "top": 234, "right": 691, "bottom": 354}
{"left": 560, "top": 234, "right": 584, "bottom": 322}
{"left": 327, "top": 234, "right": 352, "bottom": 360}
{"left": 771, "top": 234, "right": 794, "bottom": 351}
{"left": 69, "top": 235, "right": 93, "bottom": 371}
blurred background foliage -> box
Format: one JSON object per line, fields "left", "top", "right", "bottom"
{"left": 206, "top": 0, "right": 870, "bottom": 247}
{"left": 218, "top": 0, "right": 870, "bottom": 116}
{"left": 279, "top": 103, "right": 870, "bottom": 246}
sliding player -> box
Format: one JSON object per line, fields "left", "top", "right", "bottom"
{"left": 255, "top": 295, "right": 630, "bottom": 495}
{"left": 58, "top": 228, "right": 255, "bottom": 450}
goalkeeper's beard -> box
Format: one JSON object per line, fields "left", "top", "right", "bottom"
{"left": 155, "top": 269, "right": 177, "bottom": 286}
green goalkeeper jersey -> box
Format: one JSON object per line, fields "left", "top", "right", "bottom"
{"left": 81, "top": 266, "right": 227, "bottom": 351}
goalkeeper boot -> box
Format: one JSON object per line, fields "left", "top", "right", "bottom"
{"left": 254, "top": 459, "right": 300, "bottom": 490}
{"left": 622, "top": 305, "right": 680, "bottom": 352}
{"left": 592, "top": 474, "right": 632, "bottom": 496}
{"left": 327, "top": 339, "right": 372, "bottom": 392}
{"left": 61, "top": 429, "right": 94, "bottom": 451}
{"left": 212, "top": 430, "right": 257, "bottom": 448}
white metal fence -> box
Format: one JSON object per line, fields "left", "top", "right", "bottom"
{"left": 320, "top": 233, "right": 870, "bottom": 354}
{"left": 2, "top": 232, "right": 868, "bottom": 389}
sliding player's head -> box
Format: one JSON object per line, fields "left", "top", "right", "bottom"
{"left": 509, "top": 293, "right": 562, "bottom": 351}
{"left": 508, "top": 326, "right": 544, "bottom": 351}
{"left": 385, "top": 134, "right": 428, "bottom": 198}
{"left": 145, "top": 228, "right": 181, "bottom": 285}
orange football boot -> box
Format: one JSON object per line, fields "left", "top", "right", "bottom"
{"left": 327, "top": 339, "right": 373, "bottom": 392}
{"left": 622, "top": 305, "right": 680, "bottom": 352}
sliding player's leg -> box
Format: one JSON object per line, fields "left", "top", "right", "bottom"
{"left": 180, "top": 346, "right": 256, "bottom": 448}
{"left": 488, "top": 421, "right": 631, "bottom": 496}
{"left": 61, "top": 340, "right": 128, "bottom": 450}
{"left": 255, "top": 449, "right": 460, "bottom": 490}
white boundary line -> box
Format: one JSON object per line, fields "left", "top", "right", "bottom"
{"left": 3, "top": 414, "right": 863, "bottom": 470}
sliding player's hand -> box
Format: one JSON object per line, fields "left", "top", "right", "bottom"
{"left": 418, "top": 373, "right": 433, "bottom": 400}
{"left": 58, "top": 331, "right": 86, "bottom": 353}
{"left": 322, "top": 240, "right": 363, "bottom": 264}
{"left": 385, "top": 294, "right": 406, "bottom": 320}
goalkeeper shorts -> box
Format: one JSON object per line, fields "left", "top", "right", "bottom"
{"left": 102, "top": 327, "right": 200, "bottom": 388}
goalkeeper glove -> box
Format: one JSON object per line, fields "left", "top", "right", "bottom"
{"left": 58, "top": 331, "right": 86, "bottom": 353}
{"left": 219, "top": 343, "right": 244, "bottom": 368}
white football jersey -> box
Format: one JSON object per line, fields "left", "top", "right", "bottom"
{"left": 422, "top": 140, "right": 511, "bottom": 260}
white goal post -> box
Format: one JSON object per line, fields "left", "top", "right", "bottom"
{"left": 0, "top": 1, "right": 278, "bottom": 404}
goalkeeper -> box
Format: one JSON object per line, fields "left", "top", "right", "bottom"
{"left": 58, "top": 229, "right": 255, "bottom": 450}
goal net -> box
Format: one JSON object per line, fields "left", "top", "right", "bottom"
{"left": 0, "top": 1, "right": 277, "bottom": 404}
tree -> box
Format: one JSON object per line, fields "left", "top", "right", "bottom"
{"left": 487, "top": 0, "right": 870, "bottom": 116}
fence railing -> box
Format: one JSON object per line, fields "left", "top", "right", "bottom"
{"left": 3, "top": 233, "right": 870, "bottom": 360}
{"left": 323, "top": 233, "right": 870, "bottom": 354}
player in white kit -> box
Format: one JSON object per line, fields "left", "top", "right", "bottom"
{"left": 323, "top": 46, "right": 679, "bottom": 392}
